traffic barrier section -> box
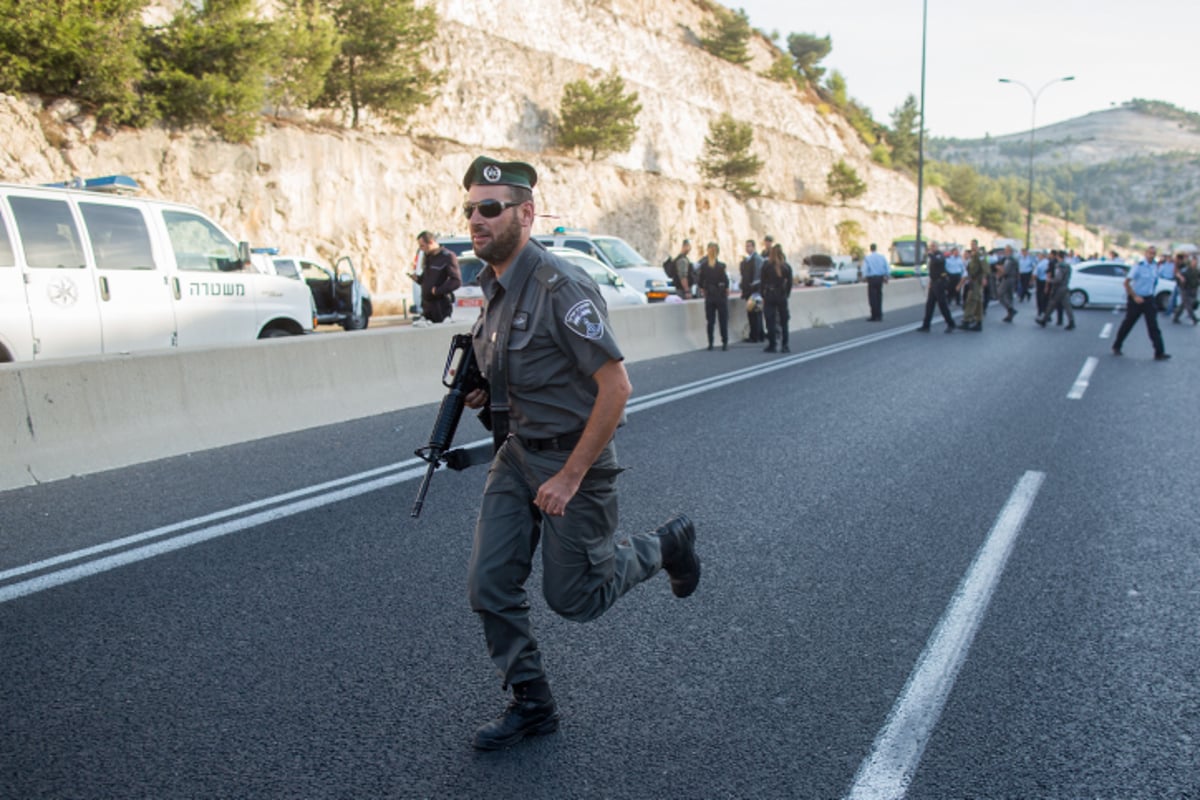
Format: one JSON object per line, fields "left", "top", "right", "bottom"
{"left": 0, "top": 281, "right": 926, "bottom": 490}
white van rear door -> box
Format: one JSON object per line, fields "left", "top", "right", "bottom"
{"left": 160, "top": 209, "right": 258, "bottom": 347}
{"left": 7, "top": 194, "right": 102, "bottom": 360}
{"left": 78, "top": 200, "right": 177, "bottom": 354}
{"left": 0, "top": 206, "right": 34, "bottom": 361}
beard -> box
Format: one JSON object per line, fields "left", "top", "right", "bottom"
{"left": 474, "top": 210, "right": 523, "bottom": 265}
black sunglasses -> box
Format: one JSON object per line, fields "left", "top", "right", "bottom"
{"left": 462, "top": 199, "right": 522, "bottom": 220}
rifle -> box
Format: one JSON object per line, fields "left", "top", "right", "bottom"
{"left": 410, "top": 333, "right": 493, "bottom": 518}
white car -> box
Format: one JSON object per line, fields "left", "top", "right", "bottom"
{"left": 1068, "top": 260, "right": 1176, "bottom": 311}
{"left": 534, "top": 228, "right": 671, "bottom": 302}
{"left": 818, "top": 254, "right": 861, "bottom": 286}
{"left": 451, "top": 247, "right": 647, "bottom": 317}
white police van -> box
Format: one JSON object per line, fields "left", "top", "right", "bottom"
{"left": 0, "top": 176, "right": 314, "bottom": 362}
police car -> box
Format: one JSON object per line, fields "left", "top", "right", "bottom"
{"left": 533, "top": 228, "right": 672, "bottom": 302}
{"left": 0, "top": 176, "right": 314, "bottom": 362}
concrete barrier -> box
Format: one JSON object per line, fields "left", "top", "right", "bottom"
{"left": 0, "top": 279, "right": 926, "bottom": 490}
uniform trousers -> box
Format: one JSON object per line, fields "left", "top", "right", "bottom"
{"left": 963, "top": 281, "right": 984, "bottom": 324}
{"left": 467, "top": 438, "right": 662, "bottom": 688}
{"left": 1173, "top": 286, "right": 1198, "bottom": 323}
{"left": 1113, "top": 296, "right": 1166, "bottom": 356}
{"left": 706, "top": 297, "right": 729, "bottom": 346}
{"left": 763, "top": 294, "right": 790, "bottom": 349}
{"left": 998, "top": 275, "right": 1017, "bottom": 313}
{"left": 921, "top": 278, "right": 955, "bottom": 327}
{"left": 1040, "top": 285, "right": 1074, "bottom": 325}
{"left": 866, "top": 276, "right": 885, "bottom": 319}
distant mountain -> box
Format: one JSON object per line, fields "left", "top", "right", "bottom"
{"left": 928, "top": 100, "right": 1200, "bottom": 246}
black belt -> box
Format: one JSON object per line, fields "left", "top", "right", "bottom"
{"left": 518, "top": 430, "right": 584, "bottom": 452}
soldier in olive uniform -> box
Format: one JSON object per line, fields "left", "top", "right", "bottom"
{"left": 958, "top": 240, "right": 989, "bottom": 331}
{"left": 459, "top": 156, "right": 701, "bottom": 751}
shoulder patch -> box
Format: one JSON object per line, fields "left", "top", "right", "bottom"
{"left": 564, "top": 299, "right": 605, "bottom": 340}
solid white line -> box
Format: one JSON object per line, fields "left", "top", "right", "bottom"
{"left": 845, "top": 470, "right": 1046, "bottom": 800}
{"left": 1099, "top": 322, "right": 1113, "bottom": 339}
{"left": 1067, "top": 357, "right": 1099, "bottom": 400}
{"left": 1, "top": 324, "right": 913, "bottom": 604}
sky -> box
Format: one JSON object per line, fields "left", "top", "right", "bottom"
{"left": 726, "top": 0, "right": 1200, "bottom": 140}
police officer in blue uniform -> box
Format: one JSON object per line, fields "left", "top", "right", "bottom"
{"left": 459, "top": 156, "right": 701, "bottom": 750}
{"left": 1112, "top": 245, "right": 1170, "bottom": 360}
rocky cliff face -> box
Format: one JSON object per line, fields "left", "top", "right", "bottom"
{"left": 0, "top": 0, "right": 1104, "bottom": 309}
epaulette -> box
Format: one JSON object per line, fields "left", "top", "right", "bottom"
{"left": 533, "top": 259, "right": 569, "bottom": 292}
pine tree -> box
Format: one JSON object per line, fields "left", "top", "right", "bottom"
{"left": 143, "top": 0, "right": 278, "bottom": 142}
{"left": 699, "top": 113, "right": 763, "bottom": 199}
{"left": 889, "top": 94, "right": 921, "bottom": 172}
{"left": 0, "top": 0, "right": 147, "bottom": 124}
{"left": 787, "top": 33, "right": 831, "bottom": 85}
{"left": 827, "top": 159, "right": 866, "bottom": 205}
{"left": 318, "top": 0, "right": 440, "bottom": 128}
{"left": 269, "top": 0, "right": 340, "bottom": 116}
{"left": 698, "top": 7, "right": 752, "bottom": 66}
{"left": 557, "top": 72, "right": 641, "bottom": 161}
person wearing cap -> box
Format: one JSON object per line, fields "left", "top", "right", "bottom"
{"left": 456, "top": 156, "right": 701, "bottom": 750}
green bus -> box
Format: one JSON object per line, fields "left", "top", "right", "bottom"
{"left": 889, "top": 235, "right": 927, "bottom": 278}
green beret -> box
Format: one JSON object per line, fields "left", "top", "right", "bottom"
{"left": 462, "top": 156, "right": 538, "bottom": 191}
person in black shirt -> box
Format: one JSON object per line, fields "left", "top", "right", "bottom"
{"left": 698, "top": 242, "right": 730, "bottom": 350}
{"left": 916, "top": 241, "right": 956, "bottom": 333}
{"left": 413, "top": 231, "right": 462, "bottom": 323}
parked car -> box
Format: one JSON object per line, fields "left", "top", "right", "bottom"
{"left": 253, "top": 251, "right": 372, "bottom": 330}
{"left": 547, "top": 247, "right": 648, "bottom": 307}
{"left": 534, "top": 227, "right": 672, "bottom": 302}
{"left": 450, "top": 247, "right": 648, "bottom": 317}
{"left": 817, "top": 254, "right": 861, "bottom": 286}
{"left": 1068, "top": 260, "right": 1176, "bottom": 311}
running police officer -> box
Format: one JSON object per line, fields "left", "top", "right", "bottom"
{"left": 459, "top": 156, "right": 701, "bottom": 750}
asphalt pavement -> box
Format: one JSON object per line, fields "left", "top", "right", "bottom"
{"left": 2, "top": 300, "right": 1198, "bottom": 799}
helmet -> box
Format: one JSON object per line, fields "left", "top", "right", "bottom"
{"left": 746, "top": 293, "right": 763, "bottom": 312}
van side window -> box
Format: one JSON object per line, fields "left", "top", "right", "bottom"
{"left": 8, "top": 197, "right": 85, "bottom": 269}
{"left": 0, "top": 215, "right": 14, "bottom": 266}
{"left": 80, "top": 203, "right": 155, "bottom": 270}
{"left": 162, "top": 210, "right": 241, "bottom": 272}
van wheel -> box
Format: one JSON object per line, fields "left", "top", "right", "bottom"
{"left": 260, "top": 327, "right": 292, "bottom": 339}
{"left": 342, "top": 312, "right": 369, "bottom": 331}
{"left": 1155, "top": 291, "right": 1171, "bottom": 312}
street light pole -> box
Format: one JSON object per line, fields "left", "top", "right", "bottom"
{"left": 998, "top": 75, "right": 1075, "bottom": 250}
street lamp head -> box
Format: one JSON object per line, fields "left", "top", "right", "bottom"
{"left": 1062, "top": 75, "right": 1076, "bottom": 82}
{"left": 998, "top": 78, "right": 1012, "bottom": 83}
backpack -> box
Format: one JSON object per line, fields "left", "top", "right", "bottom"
{"left": 662, "top": 255, "right": 678, "bottom": 281}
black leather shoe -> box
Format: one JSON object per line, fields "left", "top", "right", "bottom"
{"left": 781, "top": 345, "right": 790, "bottom": 353}
{"left": 656, "top": 514, "right": 700, "bottom": 598}
{"left": 1155, "top": 353, "right": 1171, "bottom": 361}
{"left": 916, "top": 325, "right": 931, "bottom": 332}
{"left": 473, "top": 684, "right": 559, "bottom": 750}
{"left": 763, "top": 345, "right": 777, "bottom": 353}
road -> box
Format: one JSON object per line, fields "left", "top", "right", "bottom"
{"left": 2, "top": 303, "right": 1197, "bottom": 799}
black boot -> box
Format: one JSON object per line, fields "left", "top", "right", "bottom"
{"left": 656, "top": 514, "right": 701, "bottom": 598}
{"left": 472, "top": 679, "right": 560, "bottom": 750}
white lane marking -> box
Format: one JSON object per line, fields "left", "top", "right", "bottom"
{"left": 2, "top": 325, "right": 916, "bottom": 603}
{"left": 1099, "top": 323, "right": 1113, "bottom": 339}
{"left": 1067, "top": 357, "right": 1099, "bottom": 400}
{"left": 845, "top": 470, "right": 1046, "bottom": 800}
{"left": 0, "top": 466, "right": 429, "bottom": 604}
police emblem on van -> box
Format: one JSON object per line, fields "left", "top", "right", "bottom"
{"left": 564, "top": 299, "right": 604, "bottom": 340}
{"left": 47, "top": 277, "right": 79, "bottom": 307}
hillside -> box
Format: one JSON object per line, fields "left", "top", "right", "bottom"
{"left": 0, "top": 0, "right": 1110, "bottom": 310}
{"left": 929, "top": 101, "right": 1200, "bottom": 246}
